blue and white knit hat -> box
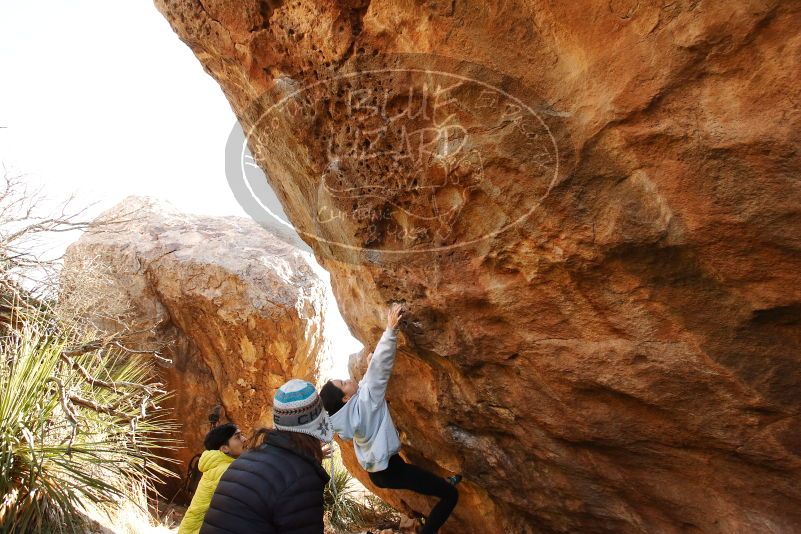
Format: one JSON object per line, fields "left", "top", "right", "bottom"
{"left": 273, "top": 379, "right": 333, "bottom": 443}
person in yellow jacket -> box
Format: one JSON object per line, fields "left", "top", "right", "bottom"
{"left": 178, "top": 423, "right": 247, "bottom": 534}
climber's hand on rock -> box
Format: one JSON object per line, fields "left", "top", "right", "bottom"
{"left": 387, "top": 302, "right": 404, "bottom": 330}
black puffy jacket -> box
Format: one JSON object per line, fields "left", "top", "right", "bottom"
{"left": 200, "top": 430, "right": 330, "bottom": 534}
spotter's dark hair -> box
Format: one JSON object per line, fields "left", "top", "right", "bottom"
{"left": 203, "top": 423, "right": 238, "bottom": 451}
{"left": 250, "top": 428, "right": 324, "bottom": 463}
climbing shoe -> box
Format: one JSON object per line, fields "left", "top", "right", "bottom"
{"left": 446, "top": 474, "right": 462, "bottom": 486}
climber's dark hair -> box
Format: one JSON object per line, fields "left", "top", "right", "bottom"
{"left": 320, "top": 380, "right": 345, "bottom": 416}
{"left": 203, "top": 423, "right": 238, "bottom": 450}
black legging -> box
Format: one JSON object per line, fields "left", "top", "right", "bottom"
{"left": 368, "top": 454, "right": 458, "bottom": 534}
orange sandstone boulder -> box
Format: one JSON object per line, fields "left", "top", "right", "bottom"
{"left": 154, "top": 2, "right": 801, "bottom": 532}
{"left": 63, "top": 197, "right": 327, "bottom": 472}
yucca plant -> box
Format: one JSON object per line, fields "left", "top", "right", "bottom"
{"left": 0, "top": 305, "right": 177, "bottom": 533}
{"left": 323, "top": 451, "right": 399, "bottom": 533}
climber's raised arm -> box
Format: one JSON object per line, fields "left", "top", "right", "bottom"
{"left": 361, "top": 303, "right": 404, "bottom": 403}
{"left": 320, "top": 303, "right": 406, "bottom": 416}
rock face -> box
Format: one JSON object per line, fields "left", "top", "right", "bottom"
{"left": 154, "top": 2, "right": 801, "bottom": 532}
{"left": 63, "top": 197, "right": 327, "bottom": 472}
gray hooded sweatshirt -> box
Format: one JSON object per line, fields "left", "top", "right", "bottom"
{"left": 329, "top": 327, "right": 401, "bottom": 472}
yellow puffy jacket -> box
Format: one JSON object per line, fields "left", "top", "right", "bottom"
{"left": 177, "top": 450, "right": 235, "bottom": 534}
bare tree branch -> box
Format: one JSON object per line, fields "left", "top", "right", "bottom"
{"left": 60, "top": 351, "right": 165, "bottom": 395}
{"left": 0, "top": 164, "right": 147, "bottom": 291}
{"left": 112, "top": 341, "right": 173, "bottom": 365}
{"left": 61, "top": 328, "right": 171, "bottom": 361}
{"left": 67, "top": 393, "right": 136, "bottom": 421}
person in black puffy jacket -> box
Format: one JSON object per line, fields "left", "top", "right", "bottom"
{"left": 200, "top": 379, "right": 334, "bottom": 534}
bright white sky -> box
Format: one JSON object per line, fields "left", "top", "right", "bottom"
{"left": 0, "top": 1, "right": 359, "bottom": 377}
{"left": 0, "top": 0, "right": 243, "bottom": 218}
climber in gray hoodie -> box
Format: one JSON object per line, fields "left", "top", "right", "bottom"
{"left": 320, "top": 303, "right": 460, "bottom": 534}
